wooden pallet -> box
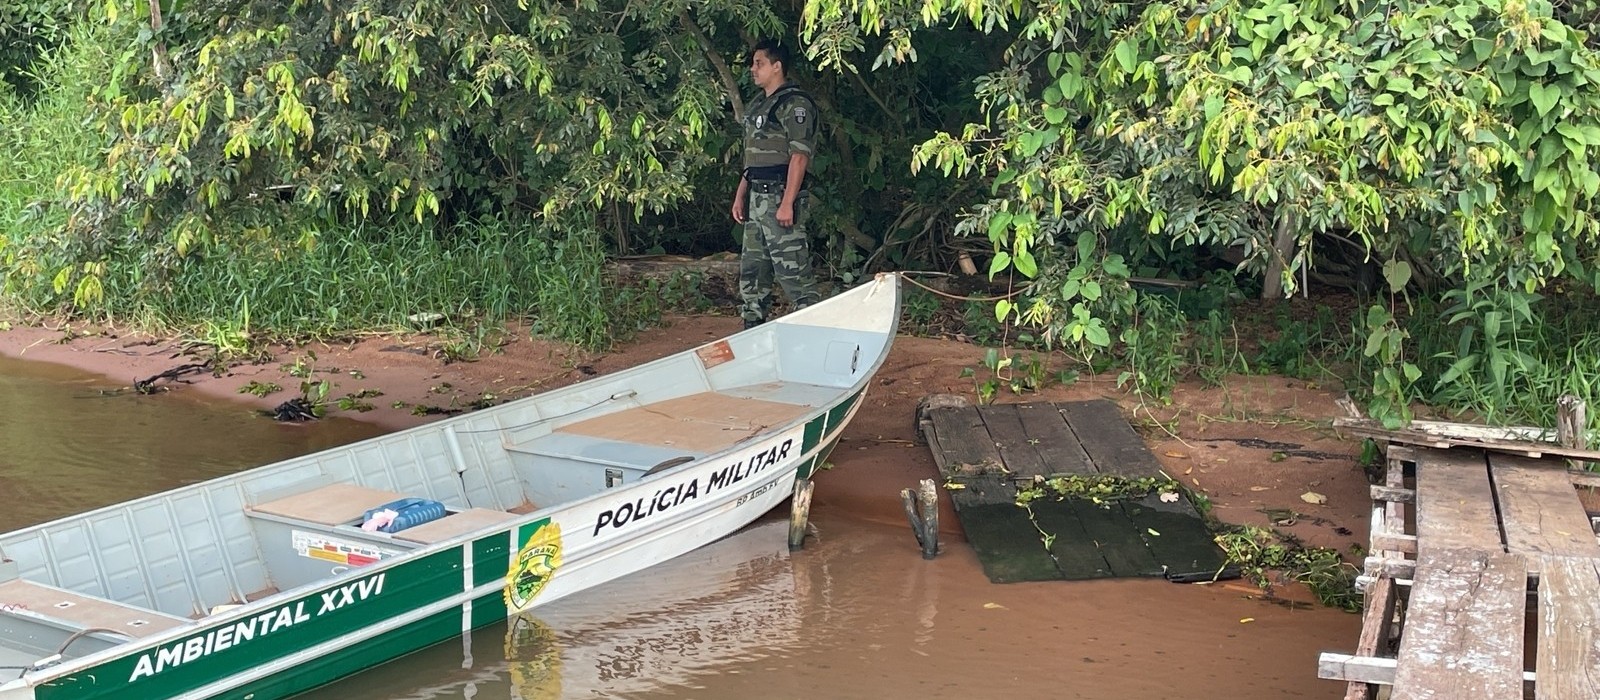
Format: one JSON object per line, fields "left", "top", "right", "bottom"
{"left": 920, "top": 399, "right": 1233, "bottom": 583}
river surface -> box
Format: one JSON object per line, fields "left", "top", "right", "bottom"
{"left": 1, "top": 356, "right": 1361, "bottom": 699}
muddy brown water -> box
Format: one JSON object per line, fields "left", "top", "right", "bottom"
{"left": 2, "top": 356, "right": 1360, "bottom": 699}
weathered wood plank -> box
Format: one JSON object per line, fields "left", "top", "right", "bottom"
{"left": 1337, "top": 418, "right": 1600, "bottom": 461}
{"left": 1122, "top": 494, "right": 1234, "bottom": 581}
{"left": 1537, "top": 556, "right": 1600, "bottom": 700}
{"left": 1059, "top": 399, "right": 1166, "bottom": 478}
{"left": 926, "top": 408, "right": 1006, "bottom": 477}
{"left": 1392, "top": 548, "right": 1527, "bottom": 700}
{"left": 1070, "top": 501, "right": 1165, "bottom": 578}
{"left": 1371, "top": 485, "right": 1415, "bottom": 503}
{"left": 1413, "top": 449, "right": 1502, "bottom": 551}
{"left": 1028, "top": 498, "right": 1114, "bottom": 580}
{"left": 1319, "top": 653, "right": 1398, "bottom": 685}
{"left": 1343, "top": 574, "right": 1399, "bottom": 700}
{"left": 978, "top": 403, "right": 1051, "bottom": 480}
{"left": 1014, "top": 402, "right": 1097, "bottom": 475}
{"left": 954, "top": 502, "right": 1063, "bottom": 583}
{"left": 1490, "top": 455, "right": 1600, "bottom": 562}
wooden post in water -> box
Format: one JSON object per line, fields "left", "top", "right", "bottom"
{"left": 787, "top": 478, "right": 815, "bottom": 551}
{"left": 900, "top": 488, "right": 927, "bottom": 551}
{"left": 900, "top": 479, "right": 940, "bottom": 559}
{"left": 917, "top": 479, "right": 939, "bottom": 559}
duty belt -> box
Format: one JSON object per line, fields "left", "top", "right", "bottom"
{"left": 749, "top": 180, "right": 792, "bottom": 194}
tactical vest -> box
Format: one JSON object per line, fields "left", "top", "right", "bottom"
{"left": 743, "top": 84, "right": 815, "bottom": 174}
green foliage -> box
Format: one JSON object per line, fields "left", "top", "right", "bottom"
{"left": 1015, "top": 473, "right": 1181, "bottom": 506}
{"left": 0, "top": 0, "right": 79, "bottom": 97}
{"left": 237, "top": 380, "right": 282, "bottom": 397}
{"left": 1117, "top": 294, "right": 1187, "bottom": 402}
{"left": 33, "top": 0, "right": 785, "bottom": 308}
{"left": 1214, "top": 525, "right": 1361, "bottom": 612}
{"left": 806, "top": 0, "right": 1600, "bottom": 421}
{"left": 0, "top": 21, "right": 109, "bottom": 309}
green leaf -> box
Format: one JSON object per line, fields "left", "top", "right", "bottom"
{"left": 1015, "top": 249, "right": 1038, "bottom": 278}
{"left": 1061, "top": 279, "right": 1081, "bottom": 300}
{"left": 1044, "top": 106, "right": 1068, "bottom": 124}
{"left": 1114, "top": 39, "right": 1137, "bottom": 73}
{"left": 987, "top": 212, "right": 1013, "bottom": 241}
{"left": 1382, "top": 260, "right": 1412, "bottom": 292}
{"left": 989, "top": 252, "right": 1012, "bottom": 280}
{"left": 1085, "top": 323, "right": 1111, "bottom": 347}
{"left": 1048, "top": 52, "right": 1063, "bottom": 75}
{"left": 1529, "top": 83, "right": 1560, "bottom": 117}
{"left": 1081, "top": 280, "right": 1102, "bottom": 301}
{"left": 995, "top": 299, "right": 1013, "bottom": 323}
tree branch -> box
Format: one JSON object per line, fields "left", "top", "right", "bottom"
{"left": 678, "top": 7, "right": 744, "bottom": 122}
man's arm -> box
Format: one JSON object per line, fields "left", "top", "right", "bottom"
{"left": 776, "top": 153, "right": 809, "bottom": 227}
{"left": 732, "top": 175, "right": 749, "bottom": 223}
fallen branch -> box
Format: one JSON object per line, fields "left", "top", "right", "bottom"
{"left": 133, "top": 363, "right": 209, "bottom": 394}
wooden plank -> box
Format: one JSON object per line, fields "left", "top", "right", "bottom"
{"left": 1570, "top": 470, "right": 1600, "bottom": 489}
{"left": 1027, "top": 498, "right": 1114, "bottom": 580}
{"left": 1371, "top": 485, "right": 1415, "bottom": 503}
{"left": 1070, "top": 501, "right": 1165, "bottom": 578}
{"left": 1393, "top": 548, "right": 1527, "bottom": 700}
{"left": 1413, "top": 449, "right": 1502, "bottom": 551}
{"left": 953, "top": 502, "right": 1063, "bottom": 583}
{"left": 0, "top": 579, "right": 188, "bottom": 638}
{"left": 1319, "top": 653, "right": 1398, "bottom": 685}
{"left": 394, "top": 508, "right": 518, "bottom": 545}
{"left": 1490, "top": 454, "right": 1600, "bottom": 562}
{"left": 1059, "top": 399, "right": 1166, "bottom": 478}
{"left": 249, "top": 483, "right": 407, "bottom": 526}
{"left": 1343, "top": 575, "right": 1399, "bottom": 699}
{"left": 1536, "top": 556, "right": 1600, "bottom": 699}
{"left": 1337, "top": 419, "right": 1600, "bottom": 461}
{"left": 1014, "top": 403, "right": 1096, "bottom": 475}
{"left": 926, "top": 408, "right": 1006, "bottom": 476}
{"left": 559, "top": 391, "right": 810, "bottom": 453}
{"left": 977, "top": 404, "right": 1051, "bottom": 480}
{"left": 1122, "top": 494, "right": 1234, "bottom": 581}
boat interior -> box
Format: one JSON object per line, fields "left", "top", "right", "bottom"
{"left": 0, "top": 287, "right": 895, "bottom": 674}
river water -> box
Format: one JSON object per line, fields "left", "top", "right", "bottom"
{"left": 1, "top": 356, "right": 1361, "bottom": 699}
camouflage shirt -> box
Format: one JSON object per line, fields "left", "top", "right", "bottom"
{"left": 742, "top": 81, "right": 817, "bottom": 172}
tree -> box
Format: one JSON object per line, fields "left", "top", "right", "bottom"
{"left": 805, "top": 0, "right": 1600, "bottom": 422}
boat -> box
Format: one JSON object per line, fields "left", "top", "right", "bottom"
{"left": 303, "top": 518, "right": 803, "bottom": 700}
{"left": 0, "top": 273, "right": 900, "bottom": 700}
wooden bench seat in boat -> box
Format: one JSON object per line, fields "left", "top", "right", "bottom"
{"left": 247, "top": 483, "right": 410, "bottom": 527}
{"left": 392, "top": 508, "right": 517, "bottom": 545}
{"left": 0, "top": 578, "right": 188, "bottom": 639}
{"left": 555, "top": 391, "right": 812, "bottom": 454}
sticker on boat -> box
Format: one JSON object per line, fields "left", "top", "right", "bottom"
{"left": 505, "top": 520, "right": 563, "bottom": 613}
{"left": 292, "top": 530, "right": 402, "bottom": 566}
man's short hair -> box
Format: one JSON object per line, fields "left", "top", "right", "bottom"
{"left": 753, "top": 38, "right": 791, "bottom": 75}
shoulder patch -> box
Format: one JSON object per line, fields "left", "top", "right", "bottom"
{"left": 793, "top": 107, "right": 807, "bottom": 124}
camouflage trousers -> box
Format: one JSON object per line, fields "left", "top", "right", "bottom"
{"left": 739, "top": 189, "right": 819, "bottom": 322}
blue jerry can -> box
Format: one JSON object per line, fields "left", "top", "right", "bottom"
{"left": 364, "top": 498, "right": 447, "bottom": 533}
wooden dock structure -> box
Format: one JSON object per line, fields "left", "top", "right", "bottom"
{"left": 1318, "top": 437, "right": 1600, "bottom": 699}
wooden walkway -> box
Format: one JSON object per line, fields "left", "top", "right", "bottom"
{"left": 920, "top": 399, "right": 1233, "bottom": 584}
{"left": 1319, "top": 445, "right": 1600, "bottom": 699}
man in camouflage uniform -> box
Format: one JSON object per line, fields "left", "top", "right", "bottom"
{"left": 730, "top": 39, "right": 820, "bottom": 329}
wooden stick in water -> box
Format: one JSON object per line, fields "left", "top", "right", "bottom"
{"left": 787, "top": 478, "right": 815, "bottom": 551}
{"left": 918, "top": 478, "right": 940, "bottom": 559}
{"left": 901, "top": 488, "right": 926, "bottom": 550}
